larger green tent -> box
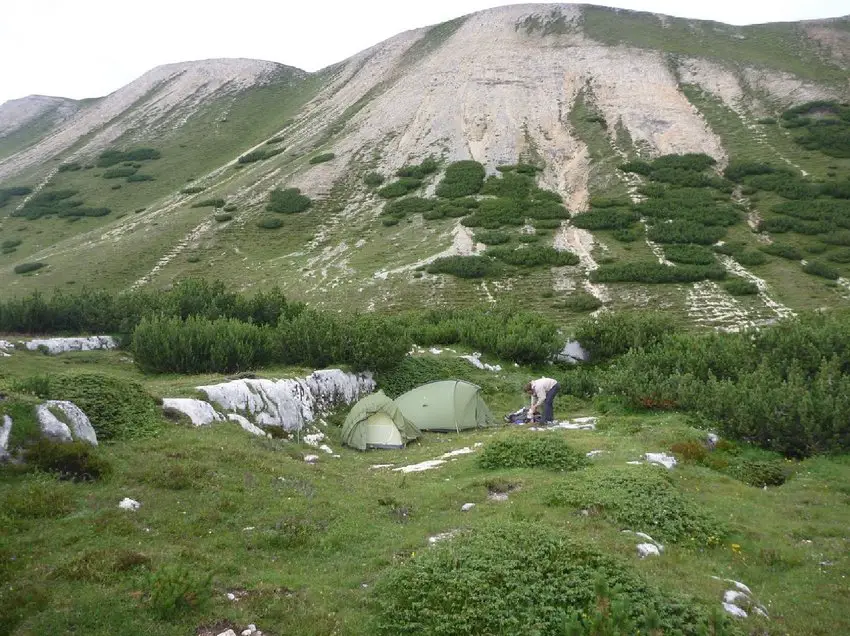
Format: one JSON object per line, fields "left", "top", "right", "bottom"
{"left": 341, "top": 390, "right": 420, "bottom": 450}
{"left": 394, "top": 380, "right": 495, "bottom": 433}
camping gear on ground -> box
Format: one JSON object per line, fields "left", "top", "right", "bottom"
{"left": 505, "top": 406, "right": 541, "bottom": 425}
{"left": 341, "top": 390, "right": 420, "bottom": 450}
{"left": 394, "top": 380, "right": 495, "bottom": 433}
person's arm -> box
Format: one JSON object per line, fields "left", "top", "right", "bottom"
{"left": 529, "top": 384, "right": 542, "bottom": 413}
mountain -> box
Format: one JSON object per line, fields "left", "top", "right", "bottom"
{"left": 0, "top": 3, "right": 849, "bottom": 330}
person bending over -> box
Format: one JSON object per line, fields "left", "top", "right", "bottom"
{"left": 524, "top": 377, "right": 560, "bottom": 424}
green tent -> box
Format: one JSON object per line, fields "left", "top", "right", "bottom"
{"left": 342, "top": 390, "right": 420, "bottom": 450}
{"left": 394, "top": 380, "right": 495, "bottom": 433}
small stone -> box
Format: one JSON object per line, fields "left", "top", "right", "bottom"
{"left": 227, "top": 592, "right": 236, "bottom": 600}
{"left": 706, "top": 432, "right": 719, "bottom": 449}
{"left": 637, "top": 543, "right": 660, "bottom": 558}
{"left": 722, "top": 602, "right": 748, "bottom": 618}
{"left": 461, "top": 503, "right": 476, "bottom": 511}
{"left": 247, "top": 625, "right": 256, "bottom": 632}
{"left": 216, "top": 630, "right": 238, "bottom": 636}
{"left": 242, "top": 630, "right": 253, "bottom": 636}
{"left": 644, "top": 452, "right": 677, "bottom": 469}
{"left": 118, "top": 498, "right": 141, "bottom": 511}
{"left": 304, "top": 455, "right": 319, "bottom": 464}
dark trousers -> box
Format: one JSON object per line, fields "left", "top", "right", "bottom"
{"left": 542, "top": 383, "right": 560, "bottom": 423}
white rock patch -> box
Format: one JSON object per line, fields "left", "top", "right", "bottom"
{"left": 0, "top": 415, "right": 12, "bottom": 459}
{"left": 460, "top": 352, "right": 502, "bottom": 372}
{"left": 25, "top": 336, "right": 118, "bottom": 355}
{"left": 530, "top": 417, "right": 597, "bottom": 431}
{"left": 645, "top": 452, "right": 677, "bottom": 469}
{"left": 162, "top": 398, "right": 224, "bottom": 427}
{"left": 119, "top": 498, "right": 141, "bottom": 511}
{"left": 0, "top": 340, "right": 14, "bottom": 357}
{"left": 226, "top": 413, "right": 269, "bottom": 437}
{"left": 36, "top": 401, "right": 98, "bottom": 445}
{"left": 198, "top": 369, "right": 373, "bottom": 430}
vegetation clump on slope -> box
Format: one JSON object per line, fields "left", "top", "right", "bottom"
{"left": 266, "top": 187, "right": 311, "bottom": 213}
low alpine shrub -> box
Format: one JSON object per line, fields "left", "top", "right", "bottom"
{"left": 24, "top": 439, "right": 111, "bottom": 481}
{"left": 479, "top": 436, "right": 587, "bottom": 471}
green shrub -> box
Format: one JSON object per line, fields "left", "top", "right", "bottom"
{"left": 257, "top": 217, "right": 283, "bottom": 229}
{"left": 382, "top": 196, "right": 435, "bottom": 219}
{"left": 760, "top": 242, "right": 803, "bottom": 260}
{"left": 474, "top": 229, "right": 511, "bottom": 245}
{"left": 214, "top": 213, "right": 232, "bottom": 222}
{"left": 0, "top": 186, "right": 33, "bottom": 208}
{"left": 612, "top": 227, "right": 639, "bottom": 242}
{"left": 572, "top": 208, "right": 639, "bottom": 230}
{"left": 126, "top": 173, "right": 154, "bottom": 182}
{"left": 373, "top": 521, "right": 712, "bottom": 636}
{"left": 479, "top": 436, "right": 587, "bottom": 471}
{"left": 2, "top": 239, "right": 22, "bottom": 249}
{"left": 647, "top": 221, "right": 726, "bottom": 245}
{"left": 573, "top": 311, "right": 676, "bottom": 361}
{"left": 97, "top": 148, "right": 160, "bottom": 168}
{"left": 146, "top": 564, "right": 213, "bottom": 619}
{"left": 47, "top": 373, "right": 162, "bottom": 441}
{"left": 186, "top": 254, "right": 201, "bottom": 263}
{"left": 546, "top": 465, "right": 725, "bottom": 544}
{"left": 191, "top": 198, "right": 225, "bottom": 209}
{"left": 181, "top": 186, "right": 205, "bottom": 194}
{"left": 663, "top": 244, "right": 716, "bottom": 265}
{"left": 24, "top": 439, "right": 111, "bottom": 481}
{"left": 590, "top": 262, "right": 725, "bottom": 284}
{"left": 374, "top": 356, "right": 476, "bottom": 398}
{"left": 364, "top": 172, "right": 385, "bottom": 187}
{"left": 724, "top": 277, "right": 759, "bottom": 296}
{"left": 435, "top": 160, "right": 485, "bottom": 198}
{"left": 562, "top": 291, "right": 603, "bottom": 312}
{"left": 238, "top": 150, "right": 267, "bottom": 163}
{"left": 426, "top": 255, "right": 503, "bottom": 278}
{"left": 14, "top": 262, "right": 45, "bottom": 274}
{"left": 222, "top": 204, "right": 237, "bottom": 212}
{"left": 102, "top": 167, "right": 137, "bottom": 179}
{"left": 110, "top": 184, "right": 122, "bottom": 190}
{"left": 1, "top": 246, "right": 16, "bottom": 254}
{"left": 57, "top": 162, "right": 82, "bottom": 172}
{"left": 518, "top": 233, "right": 539, "bottom": 243}
{"left": 133, "top": 315, "right": 273, "bottom": 374}
{"left": 267, "top": 187, "right": 311, "bottom": 213}
{"left": 309, "top": 152, "right": 335, "bottom": 164}
{"left": 488, "top": 246, "right": 579, "bottom": 267}
{"left": 803, "top": 260, "right": 840, "bottom": 279}
{"left": 827, "top": 248, "right": 850, "bottom": 263}
{"left": 381, "top": 217, "right": 399, "bottom": 226}
{"left": 53, "top": 548, "right": 150, "bottom": 583}
{"left": 377, "top": 178, "right": 422, "bottom": 198}
{"left": 532, "top": 218, "right": 562, "bottom": 229}
{"left": 1, "top": 473, "right": 76, "bottom": 519}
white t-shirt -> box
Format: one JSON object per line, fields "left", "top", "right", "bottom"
{"left": 530, "top": 377, "right": 558, "bottom": 407}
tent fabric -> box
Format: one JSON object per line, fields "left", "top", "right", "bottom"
{"left": 342, "top": 390, "right": 420, "bottom": 450}
{"left": 394, "top": 380, "right": 495, "bottom": 432}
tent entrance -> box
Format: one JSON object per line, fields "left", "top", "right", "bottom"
{"left": 363, "top": 412, "right": 404, "bottom": 449}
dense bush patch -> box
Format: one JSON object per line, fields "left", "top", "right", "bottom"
{"left": 382, "top": 197, "right": 435, "bottom": 219}
{"left": 479, "top": 436, "right": 587, "bottom": 471}
{"left": 377, "top": 177, "right": 423, "bottom": 199}
{"left": 257, "top": 217, "right": 283, "bottom": 229}
{"left": 571, "top": 207, "right": 639, "bottom": 230}
{"left": 724, "top": 277, "right": 759, "bottom": 296}
{"left": 647, "top": 221, "right": 726, "bottom": 245}
{"left": 309, "top": 152, "right": 335, "bottom": 164}
{"left": 488, "top": 246, "right": 579, "bottom": 267}
{"left": 802, "top": 260, "right": 839, "bottom": 280}
{"left": 96, "top": 148, "right": 160, "bottom": 168}
{"left": 600, "top": 310, "right": 850, "bottom": 456}
{"left": 373, "top": 522, "right": 713, "bottom": 635}
{"left": 102, "top": 167, "right": 137, "bottom": 179}
{"left": 546, "top": 465, "right": 725, "bottom": 544}
{"left": 426, "top": 255, "right": 503, "bottom": 278}
{"left": 13, "top": 262, "right": 46, "bottom": 274}
{"left": 11, "top": 189, "right": 111, "bottom": 221}
{"left": 190, "top": 198, "right": 225, "bottom": 209}
{"left": 266, "top": 187, "right": 311, "bottom": 213}
{"left": 24, "top": 440, "right": 111, "bottom": 481}
{"left": 662, "top": 244, "right": 716, "bottom": 265}
{"left": 363, "top": 172, "right": 385, "bottom": 187}
{"left": 474, "top": 229, "right": 511, "bottom": 245}
{"left": 0, "top": 186, "right": 32, "bottom": 208}
{"left": 759, "top": 242, "right": 803, "bottom": 260}
{"left": 126, "top": 173, "right": 154, "bottom": 183}
{"left": 590, "top": 262, "right": 726, "bottom": 284}
{"left": 781, "top": 101, "right": 850, "bottom": 158}
{"left": 395, "top": 157, "right": 439, "bottom": 179}
{"left": 435, "top": 160, "right": 486, "bottom": 198}
{"left": 573, "top": 311, "right": 675, "bottom": 361}
{"left": 180, "top": 186, "right": 205, "bottom": 194}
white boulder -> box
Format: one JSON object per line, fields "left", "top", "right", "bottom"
{"left": 460, "top": 353, "right": 502, "bottom": 372}
{"left": 645, "top": 452, "right": 677, "bottom": 469}
{"left": 162, "top": 398, "right": 224, "bottom": 427}
{"left": 35, "top": 401, "right": 98, "bottom": 445}
{"left": 722, "top": 602, "right": 748, "bottom": 618}
{"left": 304, "top": 455, "right": 319, "bottom": 464}
{"left": 118, "top": 498, "right": 141, "bottom": 511}
{"left": 0, "top": 340, "right": 14, "bottom": 356}
{"left": 461, "top": 503, "right": 476, "bottom": 511}
{"left": 637, "top": 543, "right": 661, "bottom": 558}
{"left": 226, "top": 413, "right": 268, "bottom": 437}
{"left": 0, "top": 415, "right": 12, "bottom": 460}
{"left": 197, "top": 369, "right": 374, "bottom": 430}
{"left": 25, "top": 335, "right": 118, "bottom": 355}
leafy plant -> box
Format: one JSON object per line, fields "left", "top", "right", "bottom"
{"left": 435, "top": 160, "right": 486, "bottom": 198}
{"left": 803, "top": 260, "right": 839, "bottom": 280}
{"left": 257, "top": 217, "right": 283, "bottom": 229}
{"left": 14, "top": 262, "right": 45, "bottom": 274}
{"left": 191, "top": 198, "right": 225, "bottom": 209}
{"left": 309, "top": 152, "right": 335, "bottom": 164}
{"left": 724, "top": 277, "right": 759, "bottom": 296}
{"left": 364, "top": 172, "right": 385, "bottom": 187}
{"left": 479, "top": 436, "right": 587, "bottom": 471}
{"left": 426, "top": 255, "right": 503, "bottom": 278}
{"left": 146, "top": 564, "right": 213, "bottom": 619}
{"left": 266, "top": 187, "right": 311, "bottom": 213}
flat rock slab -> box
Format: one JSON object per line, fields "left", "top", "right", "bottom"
{"left": 162, "top": 398, "right": 223, "bottom": 427}
{"left": 36, "top": 400, "right": 97, "bottom": 445}
{"left": 25, "top": 336, "right": 117, "bottom": 355}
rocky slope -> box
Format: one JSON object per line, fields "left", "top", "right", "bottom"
{"left": 0, "top": 4, "right": 848, "bottom": 328}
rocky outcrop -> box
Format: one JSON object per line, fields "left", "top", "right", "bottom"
{"left": 0, "top": 415, "right": 12, "bottom": 460}
{"left": 161, "top": 398, "right": 224, "bottom": 427}
{"left": 24, "top": 336, "right": 118, "bottom": 355}
{"left": 35, "top": 400, "right": 98, "bottom": 445}
{"left": 197, "top": 369, "right": 374, "bottom": 430}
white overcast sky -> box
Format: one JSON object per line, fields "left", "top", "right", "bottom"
{"left": 1, "top": 0, "right": 847, "bottom": 105}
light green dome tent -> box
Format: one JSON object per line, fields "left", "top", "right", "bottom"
{"left": 394, "top": 380, "right": 495, "bottom": 433}
{"left": 342, "top": 390, "right": 421, "bottom": 450}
